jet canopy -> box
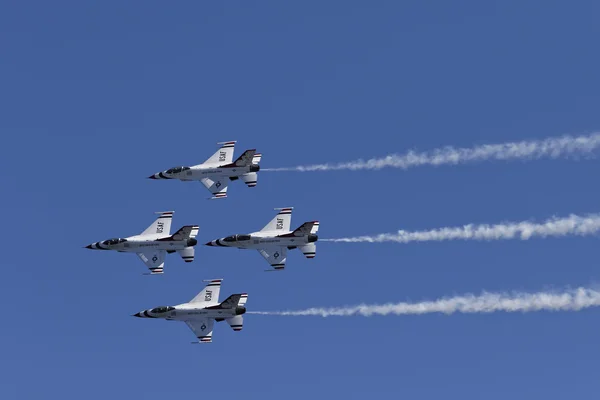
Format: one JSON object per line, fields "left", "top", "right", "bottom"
{"left": 150, "top": 306, "right": 175, "bottom": 314}
{"left": 165, "top": 166, "right": 191, "bottom": 174}
{"left": 223, "top": 234, "right": 252, "bottom": 242}
{"left": 102, "top": 238, "right": 127, "bottom": 246}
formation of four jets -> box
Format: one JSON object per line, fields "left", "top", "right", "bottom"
{"left": 86, "top": 141, "right": 319, "bottom": 343}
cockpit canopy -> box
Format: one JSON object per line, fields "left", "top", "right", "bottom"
{"left": 223, "top": 234, "right": 252, "bottom": 242}
{"left": 150, "top": 306, "right": 175, "bottom": 314}
{"left": 165, "top": 166, "right": 190, "bottom": 174}
{"left": 102, "top": 238, "right": 127, "bottom": 246}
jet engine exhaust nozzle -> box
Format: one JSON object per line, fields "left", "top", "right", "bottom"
{"left": 249, "top": 164, "right": 260, "bottom": 173}
{"left": 235, "top": 306, "right": 247, "bottom": 315}
{"left": 187, "top": 238, "right": 198, "bottom": 247}
{"left": 308, "top": 234, "right": 318, "bottom": 243}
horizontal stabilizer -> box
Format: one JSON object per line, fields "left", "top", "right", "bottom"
{"left": 227, "top": 315, "right": 244, "bottom": 332}
{"left": 241, "top": 172, "right": 257, "bottom": 187}
{"left": 252, "top": 153, "right": 262, "bottom": 164}
{"left": 298, "top": 243, "right": 316, "bottom": 259}
{"left": 177, "top": 247, "right": 195, "bottom": 263}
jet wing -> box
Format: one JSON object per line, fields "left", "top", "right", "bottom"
{"left": 200, "top": 177, "right": 228, "bottom": 200}
{"left": 258, "top": 247, "right": 287, "bottom": 270}
{"left": 185, "top": 319, "right": 214, "bottom": 343}
{"left": 260, "top": 208, "right": 292, "bottom": 233}
{"left": 136, "top": 250, "right": 166, "bottom": 274}
{"left": 140, "top": 211, "right": 173, "bottom": 237}
{"left": 189, "top": 279, "right": 222, "bottom": 305}
{"left": 199, "top": 141, "right": 236, "bottom": 166}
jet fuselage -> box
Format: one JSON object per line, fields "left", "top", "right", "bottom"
{"left": 151, "top": 164, "right": 260, "bottom": 181}
{"left": 86, "top": 236, "right": 198, "bottom": 252}
{"left": 206, "top": 231, "right": 318, "bottom": 249}
{"left": 133, "top": 304, "right": 246, "bottom": 321}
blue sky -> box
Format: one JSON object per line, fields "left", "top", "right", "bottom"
{"left": 2, "top": 1, "right": 600, "bottom": 398}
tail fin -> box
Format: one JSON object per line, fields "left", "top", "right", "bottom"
{"left": 219, "top": 293, "right": 246, "bottom": 309}
{"left": 292, "top": 221, "right": 319, "bottom": 236}
{"left": 231, "top": 149, "right": 257, "bottom": 167}
{"left": 169, "top": 225, "right": 199, "bottom": 241}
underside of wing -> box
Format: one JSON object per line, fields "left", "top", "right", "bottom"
{"left": 201, "top": 177, "right": 228, "bottom": 199}
{"left": 186, "top": 319, "right": 214, "bottom": 343}
{"left": 136, "top": 250, "right": 166, "bottom": 274}
{"left": 258, "top": 247, "right": 287, "bottom": 270}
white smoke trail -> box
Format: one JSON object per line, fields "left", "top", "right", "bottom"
{"left": 323, "top": 213, "right": 600, "bottom": 243}
{"left": 249, "top": 287, "right": 600, "bottom": 317}
{"left": 263, "top": 132, "right": 600, "bottom": 172}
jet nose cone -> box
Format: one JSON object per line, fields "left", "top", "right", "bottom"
{"left": 85, "top": 244, "right": 93, "bottom": 249}
{"left": 205, "top": 241, "right": 214, "bottom": 246}
{"left": 132, "top": 312, "right": 142, "bottom": 318}
{"left": 148, "top": 174, "right": 158, "bottom": 179}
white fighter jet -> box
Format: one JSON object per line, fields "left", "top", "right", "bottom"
{"left": 148, "top": 141, "right": 262, "bottom": 199}
{"left": 205, "top": 207, "right": 319, "bottom": 270}
{"left": 85, "top": 211, "right": 199, "bottom": 274}
{"left": 133, "top": 279, "right": 248, "bottom": 343}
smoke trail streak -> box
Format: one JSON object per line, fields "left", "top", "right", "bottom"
{"left": 263, "top": 133, "right": 600, "bottom": 172}
{"left": 249, "top": 287, "right": 600, "bottom": 317}
{"left": 322, "top": 214, "right": 600, "bottom": 243}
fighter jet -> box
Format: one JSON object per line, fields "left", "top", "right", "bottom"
{"left": 148, "top": 141, "right": 261, "bottom": 199}
{"left": 85, "top": 211, "right": 199, "bottom": 274}
{"left": 133, "top": 279, "right": 248, "bottom": 343}
{"left": 205, "top": 207, "right": 319, "bottom": 270}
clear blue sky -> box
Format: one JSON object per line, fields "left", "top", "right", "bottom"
{"left": 2, "top": 1, "right": 600, "bottom": 399}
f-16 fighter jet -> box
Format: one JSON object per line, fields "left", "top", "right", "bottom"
{"left": 85, "top": 211, "right": 199, "bottom": 274}
{"left": 148, "top": 141, "right": 262, "bottom": 200}
{"left": 205, "top": 207, "right": 319, "bottom": 270}
{"left": 133, "top": 279, "right": 248, "bottom": 343}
